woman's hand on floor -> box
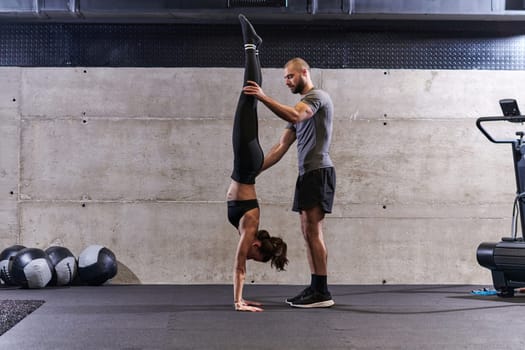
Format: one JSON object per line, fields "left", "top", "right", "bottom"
{"left": 234, "top": 300, "right": 263, "bottom": 312}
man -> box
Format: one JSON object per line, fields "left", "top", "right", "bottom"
{"left": 242, "top": 57, "right": 336, "bottom": 308}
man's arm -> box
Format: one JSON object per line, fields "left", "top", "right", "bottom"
{"left": 261, "top": 127, "right": 296, "bottom": 172}
{"left": 242, "top": 80, "right": 313, "bottom": 123}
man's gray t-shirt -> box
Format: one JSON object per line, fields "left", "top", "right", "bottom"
{"left": 287, "top": 88, "right": 334, "bottom": 175}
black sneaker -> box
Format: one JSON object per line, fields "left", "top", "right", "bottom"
{"left": 238, "top": 14, "right": 262, "bottom": 47}
{"left": 289, "top": 290, "right": 335, "bottom": 308}
{"left": 285, "top": 286, "right": 312, "bottom": 305}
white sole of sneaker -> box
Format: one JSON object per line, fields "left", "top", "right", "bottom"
{"left": 290, "top": 300, "right": 335, "bottom": 308}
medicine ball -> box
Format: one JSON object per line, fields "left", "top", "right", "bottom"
{"left": 78, "top": 245, "right": 117, "bottom": 286}
{"left": 0, "top": 245, "right": 26, "bottom": 286}
{"left": 45, "top": 246, "right": 77, "bottom": 286}
{"left": 11, "top": 248, "right": 54, "bottom": 289}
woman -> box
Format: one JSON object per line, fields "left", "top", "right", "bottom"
{"left": 226, "top": 14, "right": 288, "bottom": 312}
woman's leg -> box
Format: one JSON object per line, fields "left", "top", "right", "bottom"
{"left": 231, "top": 15, "right": 263, "bottom": 184}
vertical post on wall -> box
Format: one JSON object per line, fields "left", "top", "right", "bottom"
{"left": 35, "top": 0, "right": 51, "bottom": 19}
{"left": 69, "top": 0, "right": 83, "bottom": 18}
{"left": 342, "top": 0, "right": 353, "bottom": 14}
{"left": 491, "top": 0, "right": 506, "bottom": 11}
{"left": 307, "top": 0, "right": 318, "bottom": 14}
{"left": 34, "top": 0, "right": 42, "bottom": 17}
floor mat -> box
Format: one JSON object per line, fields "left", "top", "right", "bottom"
{"left": 0, "top": 300, "right": 45, "bottom": 336}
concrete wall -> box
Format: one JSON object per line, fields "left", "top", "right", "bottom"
{"left": 1, "top": 66, "right": 522, "bottom": 285}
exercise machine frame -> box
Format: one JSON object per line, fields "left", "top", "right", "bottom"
{"left": 476, "top": 99, "right": 525, "bottom": 297}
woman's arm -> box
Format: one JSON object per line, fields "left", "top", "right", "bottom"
{"left": 233, "top": 210, "right": 263, "bottom": 312}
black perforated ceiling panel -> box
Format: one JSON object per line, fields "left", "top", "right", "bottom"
{"left": 1, "top": 21, "right": 525, "bottom": 69}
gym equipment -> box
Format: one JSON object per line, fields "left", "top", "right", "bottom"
{"left": 476, "top": 99, "right": 525, "bottom": 297}
{"left": 0, "top": 245, "right": 26, "bottom": 286}
{"left": 78, "top": 245, "right": 117, "bottom": 286}
{"left": 45, "top": 246, "right": 77, "bottom": 286}
{"left": 10, "top": 248, "right": 54, "bottom": 289}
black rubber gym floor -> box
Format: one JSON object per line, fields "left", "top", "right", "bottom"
{"left": 0, "top": 284, "right": 524, "bottom": 349}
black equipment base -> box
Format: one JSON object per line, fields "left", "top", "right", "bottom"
{"left": 477, "top": 240, "right": 525, "bottom": 297}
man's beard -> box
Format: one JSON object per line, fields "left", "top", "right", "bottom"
{"left": 292, "top": 77, "right": 306, "bottom": 94}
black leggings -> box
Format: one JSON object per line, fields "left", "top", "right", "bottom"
{"left": 230, "top": 47, "right": 263, "bottom": 185}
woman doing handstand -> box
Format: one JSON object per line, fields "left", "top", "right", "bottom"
{"left": 226, "top": 14, "right": 288, "bottom": 312}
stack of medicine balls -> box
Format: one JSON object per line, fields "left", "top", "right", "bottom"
{"left": 0, "top": 244, "right": 117, "bottom": 288}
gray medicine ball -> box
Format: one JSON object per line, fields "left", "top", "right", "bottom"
{"left": 11, "top": 248, "right": 54, "bottom": 289}
{"left": 0, "top": 245, "right": 26, "bottom": 286}
{"left": 78, "top": 245, "right": 117, "bottom": 286}
{"left": 45, "top": 246, "right": 78, "bottom": 286}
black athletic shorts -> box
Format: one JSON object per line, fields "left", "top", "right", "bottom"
{"left": 292, "top": 167, "right": 336, "bottom": 213}
{"left": 227, "top": 199, "right": 259, "bottom": 229}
